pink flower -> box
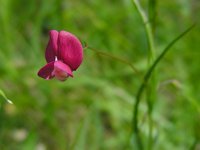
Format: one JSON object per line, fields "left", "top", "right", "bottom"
{"left": 38, "top": 30, "right": 83, "bottom": 81}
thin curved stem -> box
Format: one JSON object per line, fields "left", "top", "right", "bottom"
{"left": 85, "top": 46, "right": 138, "bottom": 74}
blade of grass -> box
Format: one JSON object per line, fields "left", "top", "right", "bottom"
{"left": 144, "top": 24, "right": 195, "bottom": 81}
{"left": 0, "top": 89, "right": 13, "bottom": 104}
{"left": 132, "top": 23, "right": 195, "bottom": 150}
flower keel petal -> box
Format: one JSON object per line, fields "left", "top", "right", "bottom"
{"left": 52, "top": 61, "right": 73, "bottom": 81}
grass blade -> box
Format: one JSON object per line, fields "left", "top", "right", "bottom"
{"left": 0, "top": 89, "right": 13, "bottom": 104}
{"left": 144, "top": 23, "right": 195, "bottom": 81}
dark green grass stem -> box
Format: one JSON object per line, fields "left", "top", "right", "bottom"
{"left": 132, "top": 24, "right": 195, "bottom": 149}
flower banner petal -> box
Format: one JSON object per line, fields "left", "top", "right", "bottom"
{"left": 58, "top": 31, "right": 83, "bottom": 70}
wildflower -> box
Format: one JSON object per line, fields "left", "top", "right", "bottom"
{"left": 38, "top": 30, "right": 83, "bottom": 81}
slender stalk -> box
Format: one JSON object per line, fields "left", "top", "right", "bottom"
{"left": 132, "top": 0, "right": 155, "bottom": 62}
{"left": 85, "top": 46, "right": 138, "bottom": 74}
{"left": 147, "top": 0, "right": 157, "bottom": 149}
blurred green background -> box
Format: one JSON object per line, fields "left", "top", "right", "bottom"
{"left": 0, "top": 0, "right": 200, "bottom": 149}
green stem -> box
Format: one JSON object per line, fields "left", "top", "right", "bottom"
{"left": 132, "top": 0, "right": 155, "bottom": 62}
{"left": 147, "top": 0, "right": 157, "bottom": 148}
{"left": 85, "top": 46, "right": 138, "bottom": 74}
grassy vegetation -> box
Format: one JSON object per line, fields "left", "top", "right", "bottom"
{"left": 0, "top": 0, "right": 200, "bottom": 149}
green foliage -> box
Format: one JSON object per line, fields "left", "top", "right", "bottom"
{"left": 0, "top": 0, "right": 199, "bottom": 149}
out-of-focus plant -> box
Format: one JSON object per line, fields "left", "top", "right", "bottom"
{"left": 83, "top": 0, "right": 195, "bottom": 149}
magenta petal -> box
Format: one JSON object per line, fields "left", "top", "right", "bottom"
{"left": 58, "top": 31, "right": 83, "bottom": 71}
{"left": 45, "top": 30, "right": 59, "bottom": 62}
{"left": 52, "top": 61, "right": 73, "bottom": 81}
{"left": 38, "top": 61, "right": 55, "bottom": 80}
